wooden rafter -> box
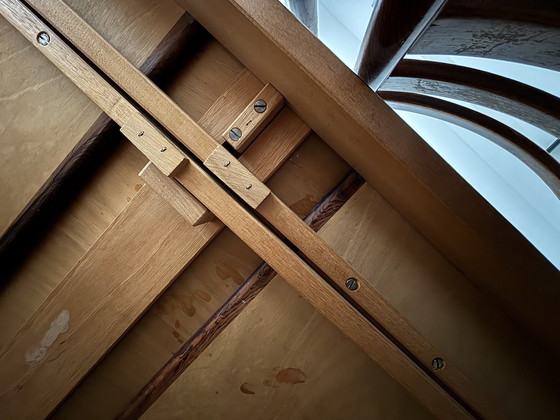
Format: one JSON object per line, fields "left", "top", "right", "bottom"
{"left": 355, "top": 0, "right": 447, "bottom": 89}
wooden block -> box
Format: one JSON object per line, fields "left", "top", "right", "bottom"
{"left": 139, "top": 162, "right": 214, "bottom": 226}
{"left": 239, "top": 107, "right": 310, "bottom": 182}
{"left": 223, "top": 83, "right": 284, "bottom": 152}
{"left": 197, "top": 69, "right": 264, "bottom": 142}
{"left": 120, "top": 110, "right": 186, "bottom": 176}
{"left": 203, "top": 145, "right": 270, "bottom": 208}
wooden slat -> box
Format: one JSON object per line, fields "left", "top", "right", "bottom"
{"left": 197, "top": 69, "right": 264, "bottom": 142}
{"left": 139, "top": 162, "right": 214, "bottom": 227}
{"left": 177, "top": 0, "right": 560, "bottom": 358}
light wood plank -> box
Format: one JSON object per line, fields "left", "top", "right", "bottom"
{"left": 223, "top": 83, "right": 284, "bottom": 152}
{"left": 139, "top": 162, "right": 214, "bottom": 227}
{"left": 0, "top": 187, "right": 223, "bottom": 419}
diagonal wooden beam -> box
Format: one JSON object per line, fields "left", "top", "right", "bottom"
{"left": 0, "top": 13, "right": 205, "bottom": 277}
{"left": 176, "top": 0, "right": 560, "bottom": 360}
{"left": 116, "top": 171, "right": 364, "bottom": 419}
{"left": 355, "top": 0, "right": 447, "bottom": 89}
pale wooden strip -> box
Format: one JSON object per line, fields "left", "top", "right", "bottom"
{"left": 197, "top": 69, "right": 264, "bottom": 142}
{"left": 239, "top": 107, "right": 310, "bottom": 182}
{"left": 139, "top": 162, "right": 214, "bottom": 227}
{"left": 120, "top": 109, "right": 186, "bottom": 176}
{"left": 173, "top": 161, "right": 472, "bottom": 420}
{"left": 204, "top": 145, "right": 270, "bottom": 208}
{"left": 0, "top": 187, "right": 223, "bottom": 420}
{"left": 223, "top": 83, "right": 284, "bottom": 152}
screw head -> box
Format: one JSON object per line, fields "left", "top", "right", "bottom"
{"left": 37, "top": 32, "right": 50, "bottom": 46}
{"left": 246, "top": 184, "right": 253, "bottom": 190}
{"left": 137, "top": 131, "right": 144, "bottom": 137}
{"left": 229, "top": 127, "right": 242, "bottom": 141}
{"left": 254, "top": 99, "right": 267, "bottom": 113}
{"left": 224, "top": 160, "right": 231, "bottom": 167}
{"left": 160, "top": 147, "right": 167, "bottom": 152}
{"left": 345, "top": 277, "right": 359, "bottom": 291}
{"left": 431, "top": 357, "right": 445, "bottom": 371}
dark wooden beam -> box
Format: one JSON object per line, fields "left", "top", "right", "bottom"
{"left": 442, "top": 0, "right": 560, "bottom": 27}
{"left": 355, "top": 0, "right": 446, "bottom": 89}
{"left": 410, "top": 18, "right": 560, "bottom": 71}
{"left": 0, "top": 13, "right": 206, "bottom": 277}
{"left": 116, "top": 171, "right": 365, "bottom": 419}
{"left": 287, "top": 0, "right": 317, "bottom": 35}
{"left": 381, "top": 91, "right": 560, "bottom": 200}
{"left": 393, "top": 59, "right": 560, "bottom": 122}
{"left": 381, "top": 76, "right": 560, "bottom": 138}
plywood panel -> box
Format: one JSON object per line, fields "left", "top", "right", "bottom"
{"left": 143, "top": 278, "right": 435, "bottom": 420}
{"left": 54, "top": 136, "right": 351, "bottom": 419}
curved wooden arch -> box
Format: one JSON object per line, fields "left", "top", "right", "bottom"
{"left": 393, "top": 59, "right": 560, "bottom": 121}
{"left": 381, "top": 77, "right": 560, "bottom": 138}
{"left": 410, "top": 18, "right": 560, "bottom": 71}
{"left": 381, "top": 91, "right": 560, "bottom": 200}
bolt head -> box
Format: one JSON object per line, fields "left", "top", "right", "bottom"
{"left": 345, "top": 277, "right": 359, "bottom": 291}
{"left": 37, "top": 32, "right": 50, "bottom": 46}
{"left": 229, "top": 127, "right": 242, "bottom": 141}
{"left": 254, "top": 99, "right": 267, "bottom": 113}
{"left": 431, "top": 357, "right": 445, "bottom": 370}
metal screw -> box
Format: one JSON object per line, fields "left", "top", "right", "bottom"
{"left": 137, "top": 131, "right": 144, "bottom": 137}
{"left": 254, "top": 99, "right": 267, "bottom": 113}
{"left": 246, "top": 184, "right": 252, "bottom": 190}
{"left": 345, "top": 277, "right": 359, "bottom": 291}
{"left": 224, "top": 160, "right": 231, "bottom": 167}
{"left": 229, "top": 127, "right": 242, "bottom": 141}
{"left": 37, "top": 32, "right": 50, "bottom": 46}
{"left": 160, "top": 147, "right": 167, "bottom": 152}
{"left": 431, "top": 357, "right": 445, "bottom": 371}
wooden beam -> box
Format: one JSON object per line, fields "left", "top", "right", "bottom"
{"left": 393, "top": 59, "right": 560, "bottom": 123}
{"left": 410, "top": 18, "right": 560, "bottom": 71}
{"left": 381, "top": 76, "right": 560, "bottom": 138}
{"left": 355, "top": 0, "right": 446, "bottom": 89}
{"left": 116, "top": 171, "right": 364, "bottom": 419}
{"left": 0, "top": 13, "right": 204, "bottom": 276}
{"left": 442, "top": 0, "right": 560, "bottom": 27}
{"left": 382, "top": 92, "right": 560, "bottom": 199}
{"left": 176, "top": 0, "right": 560, "bottom": 358}
{"left": 287, "top": 0, "right": 317, "bottom": 35}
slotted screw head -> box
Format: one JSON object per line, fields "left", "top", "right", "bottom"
{"left": 254, "top": 99, "right": 267, "bottom": 113}
{"left": 37, "top": 32, "right": 50, "bottom": 46}
{"left": 431, "top": 357, "right": 445, "bottom": 371}
{"left": 345, "top": 277, "right": 359, "bottom": 291}
{"left": 229, "top": 127, "right": 242, "bottom": 141}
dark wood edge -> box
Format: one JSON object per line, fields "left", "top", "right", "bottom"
{"left": 0, "top": 13, "right": 206, "bottom": 278}
{"left": 381, "top": 91, "right": 560, "bottom": 198}
{"left": 393, "top": 59, "right": 560, "bottom": 121}
{"left": 355, "top": 0, "right": 445, "bottom": 89}
{"left": 115, "top": 171, "right": 364, "bottom": 419}
{"left": 441, "top": 0, "right": 560, "bottom": 27}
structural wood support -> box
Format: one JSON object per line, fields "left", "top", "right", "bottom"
{"left": 355, "top": 0, "right": 446, "bottom": 89}
{"left": 176, "top": 0, "right": 560, "bottom": 361}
